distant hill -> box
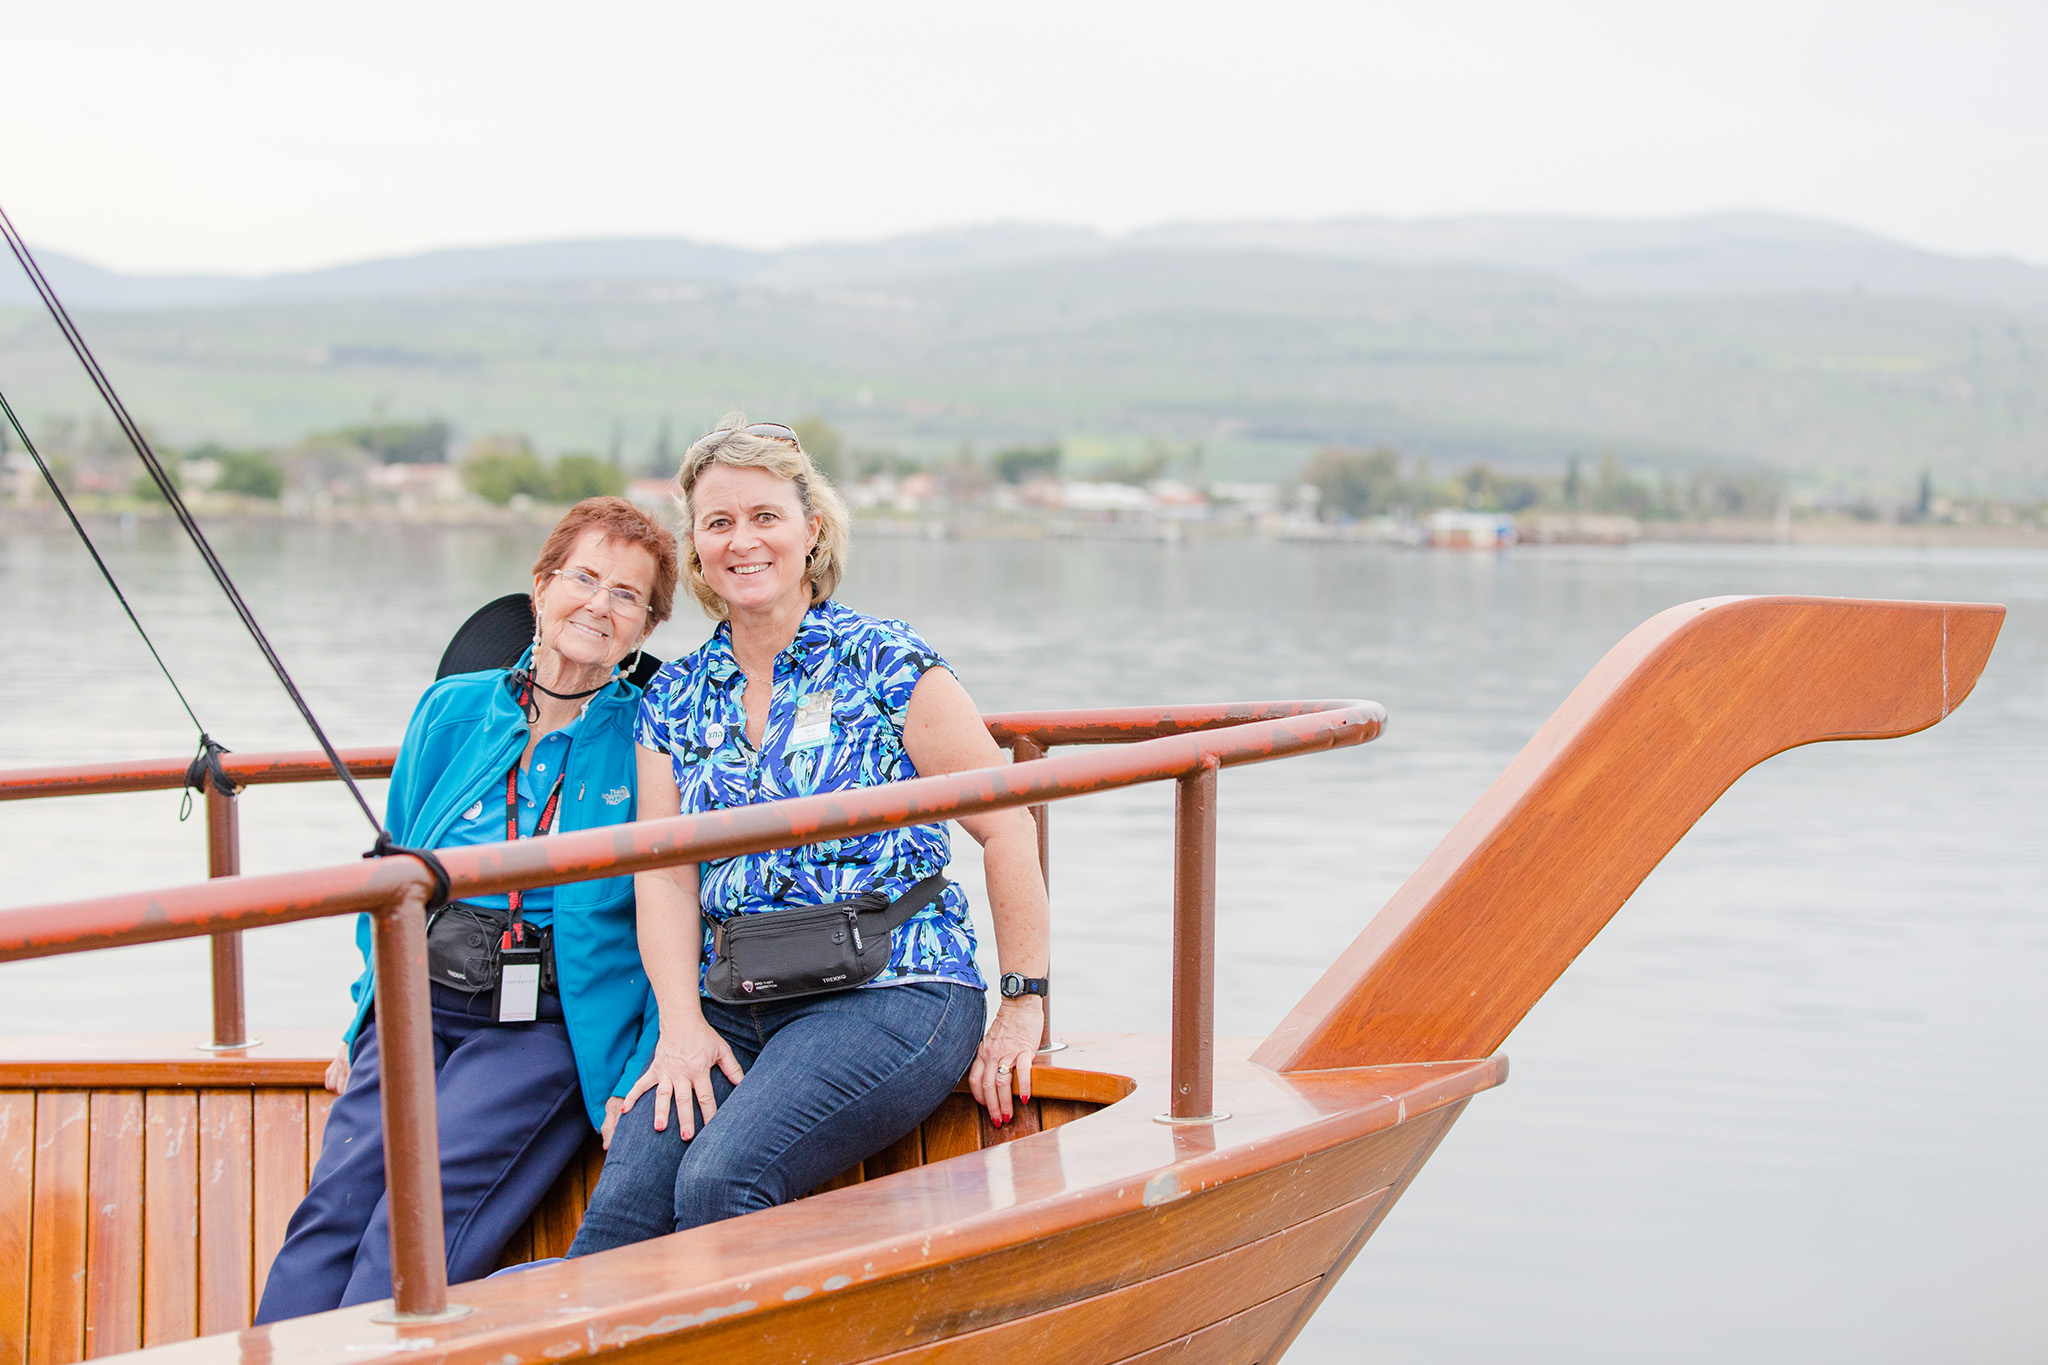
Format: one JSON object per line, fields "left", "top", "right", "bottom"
{"left": 3, "top": 216, "right": 2043, "bottom": 497}
{"left": 1132, "top": 214, "right": 2048, "bottom": 311}
{"left": 8, "top": 213, "right": 2046, "bottom": 312}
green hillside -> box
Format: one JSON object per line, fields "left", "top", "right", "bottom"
{"left": 3, "top": 249, "right": 2042, "bottom": 496}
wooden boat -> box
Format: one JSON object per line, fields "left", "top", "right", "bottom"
{"left": 0, "top": 594, "right": 2002, "bottom": 1365}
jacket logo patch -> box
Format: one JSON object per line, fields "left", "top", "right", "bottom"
{"left": 602, "top": 785, "right": 631, "bottom": 806}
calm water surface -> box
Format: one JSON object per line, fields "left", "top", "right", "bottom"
{"left": 2, "top": 520, "right": 2044, "bottom": 1363}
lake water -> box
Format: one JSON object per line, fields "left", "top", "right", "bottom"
{"left": 2, "top": 518, "right": 2044, "bottom": 1363}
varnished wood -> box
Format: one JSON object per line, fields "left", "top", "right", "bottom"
{"left": 921, "top": 1093, "right": 983, "bottom": 1164}
{"left": 1116, "top": 1285, "right": 1314, "bottom": 1365}
{"left": 862, "top": 1191, "right": 1377, "bottom": 1363}
{"left": 1255, "top": 597, "right": 2006, "bottom": 1072}
{"left": 26, "top": 1091, "right": 86, "bottom": 1365}
{"left": 978, "top": 1098, "right": 1041, "bottom": 1147}
{"left": 250, "top": 1093, "right": 308, "bottom": 1293}
{"left": 1257, "top": 1097, "right": 1473, "bottom": 1362}
{"left": 306, "top": 1089, "right": 334, "bottom": 1158}
{"left": 1, "top": 1092, "right": 34, "bottom": 1365}
{"left": 1039, "top": 1098, "right": 1092, "bottom": 1131}
{"left": 0, "top": 1036, "right": 334, "bottom": 1089}
{"left": 529, "top": 1144, "right": 588, "bottom": 1262}
{"left": 0, "top": 1035, "right": 1497, "bottom": 1365}
{"left": 141, "top": 1092, "right": 198, "bottom": 1347}
{"left": 198, "top": 1093, "right": 254, "bottom": 1335}
{"left": 550, "top": 1098, "right": 1446, "bottom": 1365}
{"left": 83, "top": 1092, "right": 144, "bottom": 1359}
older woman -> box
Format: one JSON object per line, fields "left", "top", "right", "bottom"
{"left": 256, "top": 496, "right": 677, "bottom": 1320}
{"left": 565, "top": 418, "right": 1048, "bottom": 1255}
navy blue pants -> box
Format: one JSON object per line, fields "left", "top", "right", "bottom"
{"left": 566, "top": 980, "right": 981, "bottom": 1256}
{"left": 253, "top": 984, "right": 591, "bottom": 1322}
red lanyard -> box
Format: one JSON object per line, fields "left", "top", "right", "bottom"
{"left": 505, "top": 761, "right": 564, "bottom": 936}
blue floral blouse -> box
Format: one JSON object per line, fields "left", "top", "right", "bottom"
{"left": 635, "top": 598, "right": 983, "bottom": 991}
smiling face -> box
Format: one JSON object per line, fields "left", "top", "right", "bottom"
{"left": 689, "top": 463, "right": 822, "bottom": 621}
{"left": 530, "top": 529, "right": 659, "bottom": 676}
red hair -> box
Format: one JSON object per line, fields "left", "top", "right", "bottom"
{"left": 531, "top": 497, "right": 679, "bottom": 627}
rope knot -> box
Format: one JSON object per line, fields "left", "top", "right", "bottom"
{"left": 178, "top": 734, "right": 235, "bottom": 822}
{"left": 366, "top": 832, "right": 453, "bottom": 912}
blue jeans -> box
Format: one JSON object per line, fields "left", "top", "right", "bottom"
{"left": 254, "top": 984, "right": 591, "bottom": 1322}
{"left": 566, "top": 980, "right": 981, "bottom": 1255}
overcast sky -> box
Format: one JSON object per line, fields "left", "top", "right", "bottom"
{"left": 3, "top": 0, "right": 2043, "bottom": 275}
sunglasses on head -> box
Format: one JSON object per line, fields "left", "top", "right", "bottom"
{"left": 744, "top": 423, "right": 801, "bottom": 446}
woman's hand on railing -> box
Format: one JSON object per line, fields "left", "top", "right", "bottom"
{"left": 617, "top": 1016, "right": 745, "bottom": 1141}
{"left": 970, "top": 997, "right": 1042, "bottom": 1125}
{"left": 324, "top": 1042, "right": 351, "bottom": 1095}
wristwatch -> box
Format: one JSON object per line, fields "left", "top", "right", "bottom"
{"left": 999, "top": 973, "right": 1049, "bottom": 1000}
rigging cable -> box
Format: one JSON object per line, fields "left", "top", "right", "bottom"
{"left": 0, "top": 198, "right": 445, "bottom": 895}
{"left": 0, "top": 386, "right": 231, "bottom": 816}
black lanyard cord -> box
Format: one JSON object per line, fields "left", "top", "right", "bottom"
{"left": 0, "top": 199, "right": 385, "bottom": 843}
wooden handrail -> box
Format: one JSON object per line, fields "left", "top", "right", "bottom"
{"left": 1252, "top": 595, "right": 2004, "bottom": 1073}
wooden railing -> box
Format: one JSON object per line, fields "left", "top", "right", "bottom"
{"left": 0, "top": 701, "right": 1384, "bottom": 1319}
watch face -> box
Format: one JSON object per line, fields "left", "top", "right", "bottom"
{"left": 1000, "top": 973, "right": 1023, "bottom": 997}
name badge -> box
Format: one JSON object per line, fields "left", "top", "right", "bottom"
{"left": 788, "top": 690, "right": 836, "bottom": 751}
{"left": 495, "top": 945, "right": 542, "bottom": 1023}
{"left": 704, "top": 722, "right": 726, "bottom": 749}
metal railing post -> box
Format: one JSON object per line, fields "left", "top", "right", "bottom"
{"left": 369, "top": 882, "right": 468, "bottom": 1323}
{"left": 202, "top": 774, "right": 255, "bottom": 1050}
{"left": 1163, "top": 756, "right": 1226, "bottom": 1124}
{"left": 1009, "top": 735, "right": 1058, "bottom": 1052}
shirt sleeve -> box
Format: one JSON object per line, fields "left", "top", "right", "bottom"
{"left": 867, "top": 618, "right": 949, "bottom": 725}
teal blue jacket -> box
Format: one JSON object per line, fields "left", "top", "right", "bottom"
{"left": 344, "top": 662, "right": 660, "bottom": 1130}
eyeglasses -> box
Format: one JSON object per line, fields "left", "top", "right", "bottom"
{"left": 744, "top": 423, "right": 802, "bottom": 446}
{"left": 551, "top": 568, "right": 650, "bottom": 616}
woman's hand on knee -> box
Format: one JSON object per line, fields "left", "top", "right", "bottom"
{"left": 324, "top": 1042, "right": 351, "bottom": 1095}
{"left": 969, "top": 998, "right": 1042, "bottom": 1125}
{"left": 600, "top": 1096, "right": 625, "bottom": 1150}
{"left": 618, "top": 1016, "right": 744, "bottom": 1140}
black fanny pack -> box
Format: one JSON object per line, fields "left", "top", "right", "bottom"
{"left": 425, "top": 903, "right": 557, "bottom": 995}
{"left": 703, "top": 875, "right": 951, "bottom": 1005}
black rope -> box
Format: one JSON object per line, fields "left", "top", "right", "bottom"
{"left": 0, "top": 389, "right": 204, "bottom": 733}
{"left": 0, "top": 199, "right": 386, "bottom": 843}
{"left": 0, "top": 386, "right": 233, "bottom": 822}
{"left": 367, "top": 833, "right": 452, "bottom": 912}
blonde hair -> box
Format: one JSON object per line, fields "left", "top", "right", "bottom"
{"left": 676, "top": 413, "right": 851, "bottom": 620}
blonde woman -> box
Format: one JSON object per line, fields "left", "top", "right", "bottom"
{"left": 568, "top": 418, "right": 1048, "bottom": 1253}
